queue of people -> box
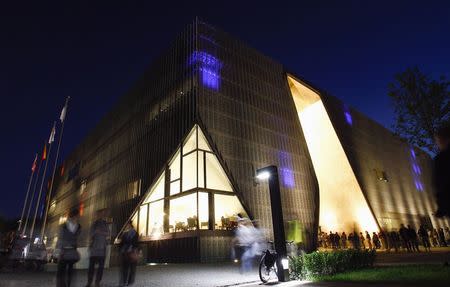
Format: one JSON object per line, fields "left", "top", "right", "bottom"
{"left": 318, "top": 224, "right": 450, "bottom": 252}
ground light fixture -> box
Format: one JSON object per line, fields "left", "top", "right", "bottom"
{"left": 255, "top": 165, "right": 289, "bottom": 282}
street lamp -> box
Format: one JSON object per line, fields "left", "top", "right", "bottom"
{"left": 256, "top": 165, "right": 289, "bottom": 282}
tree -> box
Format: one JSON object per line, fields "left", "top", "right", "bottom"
{"left": 388, "top": 67, "right": 450, "bottom": 154}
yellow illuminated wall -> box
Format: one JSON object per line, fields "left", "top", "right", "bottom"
{"left": 288, "top": 76, "right": 379, "bottom": 233}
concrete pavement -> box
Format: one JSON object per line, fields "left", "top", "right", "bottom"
{"left": 0, "top": 248, "right": 449, "bottom": 287}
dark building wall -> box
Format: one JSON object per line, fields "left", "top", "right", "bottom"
{"left": 195, "top": 22, "right": 320, "bottom": 251}
{"left": 320, "top": 93, "right": 450, "bottom": 230}
{"left": 47, "top": 23, "right": 198, "bottom": 247}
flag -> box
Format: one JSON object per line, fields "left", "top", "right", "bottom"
{"left": 31, "top": 154, "right": 38, "bottom": 172}
{"left": 60, "top": 105, "right": 67, "bottom": 122}
{"left": 48, "top": 124, "right": 56, "bottom": 144}
{"left": 42, "top": 144, "right": 47, "bottom": 160}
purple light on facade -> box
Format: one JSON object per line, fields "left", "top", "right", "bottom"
{"left": 278, "top": 151, "right": 295, "bottom": 188}
{"left": 280, "top": 168, "right": 295, "bottom": 188}
{"left": 189, "top": 51, "right": 222, "bottom": 90}
{"left": 343, "top": 105, "right": 353, "bottom": 125}
{"left": 410, "top": 148, "right": 416, "bottom": 159}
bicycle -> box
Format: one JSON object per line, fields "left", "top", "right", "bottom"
{"left": 258, "top": 241, "right": 295, "bottom": 283}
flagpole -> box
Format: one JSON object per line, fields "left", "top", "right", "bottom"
{"left": 23, "top": 154, "right": 43, "bottom": 236}
{"left": 40, "top": 97, "right": 70, "bottom": 241}
{"left": 18, "top": 154, "right": 37, "bottom": 233}
{"left": 30, "top": 123, "right": 55, "bottom": 240}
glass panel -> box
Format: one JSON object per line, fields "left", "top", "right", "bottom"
{"left": 183, "top": 127, "right": 197, "bottom": 154}
{"left": 214, "top": 194, "right": 247, "bottom": 230}
{"left": 170, "top": 180, "right": 180, "bottom": 196}
{"left": 144, "top": 172, "right": 165, "bottom": 203}
{"left": 182, "top": 152, "right": 197, "bottom": 191}
{"left": 169, "top": 193, "right": 197, "bottom": 232}
{"left": 198, "top": 192, "right": 209, "bottom": 229}
{"left": 138, "top": 204, "right": 148, "bottom": 236}
{"left": 169, "top": 150, "right": 181, "bottom": 181}
{"left": 148, "top": 200, "right": 164, "bottom": 239}
{"left": 205, "top": 153, "right": 232, "bottom": 191}
{"left": 198, "top": 127, "right": 211, "bottom": 151}
{"left": 198, "top": 151, "right": 205, "bottom": 188}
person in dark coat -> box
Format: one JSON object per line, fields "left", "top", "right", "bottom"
{"left": 56, "top": 208, "right": 81, "bottom": 287}
{"left": 418, "top": 225, "right": 431, "bottom": 252}
{"left": 86, "top": 209, "right": 110, "bottom": 287}
{"left": 407, "top": 225, "right": 420, "bottom": 252}
{"left": 119, "top": 222, "right": 139, "bottom": 287}
{"left": 434, "top": 124, "right": 450, "bottom": 218}
{"left": 399, "top": 224, "right": 411, "bottom": 252}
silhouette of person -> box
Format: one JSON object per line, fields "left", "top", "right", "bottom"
{"left": 433, "top": 124, "right": 450, "bottom": 218}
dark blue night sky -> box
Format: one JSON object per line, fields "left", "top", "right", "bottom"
{"left": 1, "top": 1, "right": 449, "bottom": 219}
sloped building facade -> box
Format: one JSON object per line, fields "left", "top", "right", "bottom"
{"left": 45, "top": 20, "right": 449, "bottom": 266}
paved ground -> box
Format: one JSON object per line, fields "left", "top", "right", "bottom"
{"left": 0, "top": 248, "right": 449, "bottom": 287}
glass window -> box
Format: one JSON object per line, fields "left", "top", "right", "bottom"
{"left": 169, "top": 150, "right": 180, "bottom": 181}
{"left": 144, "top": 172, "right": 165, "bottom": 203}
{"left": 183, "top": 127, "right": 197, "bottom": 154}
{"left": 198, "top": 192, "right": 209, "bottom": 229}
{"left": 198, "top": 127, "right": 211, "bottom": 151}
{"left": 169, "top": 193, "right": 197, "bottom": 232}
{"left": 148, "top": 200, "right": 164, "bottom": 238}
{"left": 198, "top": 151, "right": 205, "bottom": 188}
{"left": 182, "top": 152, "right": 197, "bottom": 191}
{"left": 138, "top": 204, "right": 148, "bottom": 236}
{"left": 205, "top": 153, "right": 232, "bottom": 191}
{"left": 170, "top": 180, "right": 180, "bottom": 196}
{"left": 214, "top": 194, "right": 247, "bottom": 230}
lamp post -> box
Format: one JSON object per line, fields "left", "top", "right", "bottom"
{"left": 256, "top": 165, "right": 289, "bottom": 282}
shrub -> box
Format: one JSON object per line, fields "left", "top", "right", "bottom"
{"left": 289, "top": 249, "right": 376, "bottom": 280}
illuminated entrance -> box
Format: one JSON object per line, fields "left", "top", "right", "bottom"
{"left": 288, "top": 76, "right": 379, "bottom": 233}
{"left": 127, "top": 125, "right": 248, "bottom": 240}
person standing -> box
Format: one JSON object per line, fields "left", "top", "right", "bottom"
{"left": 438, "top": 228, "right": 447, "bottom": 247}
{"left": 407, "top": 225, "right": 420, "bottom": 252}
{"left": 365, "top": 231, "right": 372, "bottom": 250}
{"left": 399, "top": 224, "right": 411, "bottom": 252}
{"left": 418, "top": 225, "right": 431, "bottom": 252}
{"left": 56, "top": 208, "right": 81, "bottom": 287}
{"left": 372, "top": 232, "right": 380, "bottom": 249}
{"left": 359, "top": 232, "right": 366, "bottom": 249}
{"left": 341, "top": 232, "right": 347, "bottom": 249}
{"left": 119, "top": 222, "right": 139, "bottom": 287}
{"left": 431, "top": 228, "right": 439, "bottom": 247}
{"left": 86, "top": 209, "right": 110, "bottom": 287}
{"left": 379, "top": 230, "right": 388, "bottom": 251}
{"left": 433, "top": 124, "right": 450, "bottom": 218}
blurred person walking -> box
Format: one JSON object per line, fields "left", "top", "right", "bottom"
{"left": 86, "top": 209, "right": 110, "bottom": 287}
{"left": 56, "top": 208, "right": 81, "bottom": 287}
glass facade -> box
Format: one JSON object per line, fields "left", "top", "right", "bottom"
{"left": 133, "top": 125, "right": 247, "bottom": 238}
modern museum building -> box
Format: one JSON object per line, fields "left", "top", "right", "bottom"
{"left": 45, "top": 20, "right": 450, "bottom": 265}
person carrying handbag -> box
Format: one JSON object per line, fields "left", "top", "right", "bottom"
{"left": 119, "top": 222, "right": 139, "bottom": 286}
{"left": 55, "top": 208, "right": 81, "bottom": 287}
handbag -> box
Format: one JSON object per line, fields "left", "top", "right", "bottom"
{"left": 127, "top": 249, "right": 140, "bottom": 263}
{"left": 61, "top": 248, "right": 81, "bottom": 262}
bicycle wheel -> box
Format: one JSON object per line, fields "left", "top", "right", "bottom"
{"left": 259, "top": 255, "right": 278, "bottom": 283}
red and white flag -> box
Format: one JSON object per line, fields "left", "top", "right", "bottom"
{"left": 31, "top": 154, "right": 38, "bottom": 172}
